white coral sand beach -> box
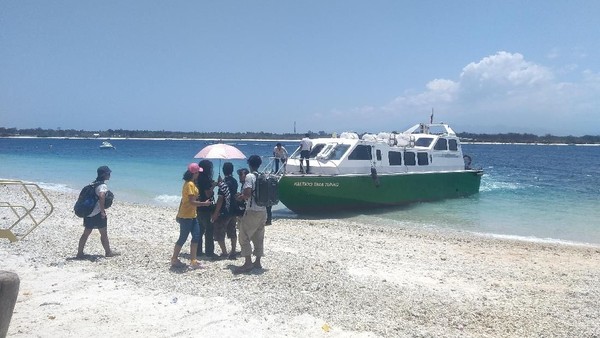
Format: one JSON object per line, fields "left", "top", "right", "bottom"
{"left": 1, "top": 187, "right": 600, "bottom": 337}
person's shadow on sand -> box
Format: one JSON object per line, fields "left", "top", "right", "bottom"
{"left": 226, "top": 264, "right": 266, "bottom": 276}
{"left": 169, "top": 265, "right": 189, "bottom": 274}
{"left": 67, "top": 254, "right": 104, "bottom": 262}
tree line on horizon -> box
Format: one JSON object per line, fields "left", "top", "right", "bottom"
{"left": 1, "top": 127, "right": 599, "bottom": 144}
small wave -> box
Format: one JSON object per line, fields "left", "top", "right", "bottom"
{"left": 472, "top": 232, "right": 600, "bottom": 247}
{"left": 154, "top": 194, "right": 180, "bottom": 206}
{"left": 41, "top": 183, "right": 78, "bottom": 194}
{"left": 480, "top": 180, "right": 525, "bottom": 192}
{"left": 22, "top": 181, "right": 78, "bottom": 194}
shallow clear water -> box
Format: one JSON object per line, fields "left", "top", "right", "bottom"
{"left": 1, "top": 138, "right": 599, "bottom": 245}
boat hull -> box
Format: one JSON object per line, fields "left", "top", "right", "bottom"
{"left": 278, "top": 170, "right": 483, "bottom": 214}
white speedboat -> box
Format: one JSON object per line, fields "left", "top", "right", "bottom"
{"left": 278, "top": 122, "right": 483, "bottom": 213}
{"left": 99, "top": 141, "right": 115, "bottom": 149}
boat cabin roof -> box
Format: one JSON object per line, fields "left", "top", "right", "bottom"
{"left": 307, "top": 123, "right": 459, "bottom": 149}
{"left": 284, "top": 122, "right": 468, "bottom": 175}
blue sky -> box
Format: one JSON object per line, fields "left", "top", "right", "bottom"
{"left": 1, "top": 1, "right": 599, "bottom": 136}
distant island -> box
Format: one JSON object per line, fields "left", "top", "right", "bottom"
{"left": 1, "top": 127, "right": 599, "bottom": 144}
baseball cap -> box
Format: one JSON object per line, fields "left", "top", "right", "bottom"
{"left": 97, "top": 166, "right": 112, "bottom": 176}
{"left": 188, "top": 163, "right": 203, "bottom": 174}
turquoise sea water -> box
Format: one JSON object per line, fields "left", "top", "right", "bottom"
{"left": 1, "top": 138, "right": 599, "bottom": 245}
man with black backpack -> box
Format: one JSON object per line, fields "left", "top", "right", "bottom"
{"left": 233, "top": 155, "right": 267, "bottom": 274}
{"left": 76, "top": 166, "right": 119, "bottom": 259}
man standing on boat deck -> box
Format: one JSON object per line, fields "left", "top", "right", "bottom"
{"left": 272, "top": 142, "right": 288, "bottom": 174}
{"left": 299, "top": 133, "right": 312, "bottom": 174}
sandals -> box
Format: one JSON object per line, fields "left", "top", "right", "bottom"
{"left": 189, "top": 260, "right": 205, "bottom": 270}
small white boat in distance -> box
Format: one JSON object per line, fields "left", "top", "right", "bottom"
{"left": 99, "top": 141, "right": 115, "bottom": 149}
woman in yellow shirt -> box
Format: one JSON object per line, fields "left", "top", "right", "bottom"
{"left": 171, "top": 163, "right": 212, "bottom": 269}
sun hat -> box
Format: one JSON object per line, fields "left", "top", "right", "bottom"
{"left": 188, "top": 163, "right": 203, "bottom": 174}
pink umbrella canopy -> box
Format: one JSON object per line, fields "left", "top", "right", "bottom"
{"left": 194, "top": 143, "right": 246, "bottom": 160}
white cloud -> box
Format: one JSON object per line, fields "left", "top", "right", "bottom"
{"left": 460, "top": 52, "right": 554, "bottom": 88}
{"left": 323, "top": 51, "right": 600, "bottom": 135}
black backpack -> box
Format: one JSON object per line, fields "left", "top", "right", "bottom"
{"left": 252, "top": 172, "right": 279, "bottom": 207}
{"left": 233, "top": 198, "right": 246, "bottom": 216}
{"left": 74, "top": 182, "right": 114, "bottom": 217}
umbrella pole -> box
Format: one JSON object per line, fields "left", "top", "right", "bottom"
{"left": 218, "top": 159, "right": 222, "bottom": 181}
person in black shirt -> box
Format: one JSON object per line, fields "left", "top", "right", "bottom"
{"left": 211, "top": 162, "right": 239, "bottom": 259}
{"left": 196, "top": 160, "right": 217, "bottom": 258}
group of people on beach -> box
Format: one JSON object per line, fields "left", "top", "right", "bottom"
{"left": 76, "top": 156, "right": 268, "bottom": 274}
{"left": 76, "top": 137, "right": 313, "bottom": 273}
{"left": 171, "top": 154, "right": 267, "bottom": 274}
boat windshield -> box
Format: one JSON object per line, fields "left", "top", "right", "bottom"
{"left": 289, "top": 143, "right": 325, "bottom": 159}
{"left": 415, "top": 137, "right": 434, "bottom": 147}
{"left": 290, "top": 143, "right": 349, "bottom": 160}
{"left": 309, "top": 144, "right": 325, "bottom": 158}
{"left": 327, "top": 144, "right": 350, "bottom": 160}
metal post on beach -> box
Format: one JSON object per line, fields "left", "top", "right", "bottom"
{"left": 0, "top": 271, "right": 20, "bottom": 338}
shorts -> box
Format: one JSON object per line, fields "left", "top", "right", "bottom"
{"left": 300, "top": 150, "right": 310, "bottom": 159}
{"left": 176, "top": 217, "right": 200, "bottom": 246}
{"left": 83, "top": 213, "right": 107, "bottom": 229}
{"left": 213, "top": 216, "right": 237, "bottom": 242}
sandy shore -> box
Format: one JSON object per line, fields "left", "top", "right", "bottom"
{"left": 1, "top": 186, "right": 600, "bottom": 337}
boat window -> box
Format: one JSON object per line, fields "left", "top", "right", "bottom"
{"left": 376, "top": 149, "right": 382, "bottom": 161}
{"left": 404, "top": 151, "right": 416, "bottom": 166}
{"left": 449, "top": 139, "right": 458, "bottom": 151}
{"left": 348, "top": 145, "right": 372, "bottom": 160}
{"left": 417, "top": 152, "right": 429, "bottom": 165}
{"left": 415, "top": 137, "right": 434, "bottom": 147}
{"left": 388, "top": 151, "right": 402, "bottom": 165}
{"left": 327, "top": 144, "right": 351, "bottom": 160}
{"left": 434, "top": 138, "right": 447, "bottom": 150}
{"left": 309, "top": 144, "right": 325, "bottom": 158}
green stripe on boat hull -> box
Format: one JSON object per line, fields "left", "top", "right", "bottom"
{"left": 278, "top": 170, "right": 483, "bottom": 214}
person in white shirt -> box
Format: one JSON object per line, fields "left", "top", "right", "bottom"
{"left": 77, "top": 166, "right": 118, "bottom": 259}
{"left": 299, "top": 134, "right": 312, "bottom": 174}
{"left": 233, "top": 155, "right": 267, "bottom": 274}
{"left": 272, "top": 142, "right": 288, "bottom": 173}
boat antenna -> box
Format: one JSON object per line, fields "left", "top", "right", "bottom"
{"left": 430, "top": 108, "right": 434, "bottom": 124}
